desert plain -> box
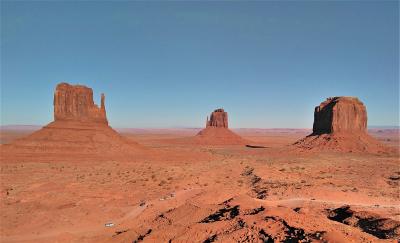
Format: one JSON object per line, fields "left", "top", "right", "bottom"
{"left": 0, "top": 83, "right": 399, "bottom": 243}
{"left": 2, "top": 1, "right": 399, "bottom": 242}
{"left": 0, "top": 126, "right": 399, "bottom": 243}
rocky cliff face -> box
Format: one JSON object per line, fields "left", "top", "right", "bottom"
{"left": 294, "top": 96, "right": 389, "bottom": 154}
{"left": 312, "top": 97, "right": 367, "bottom": 135}
{"left": 192, "top": 108, "right": 248, "bottom": 145}
{"left": 206, "top": 109, "right": 228, "bottom": 128}
{"left": 54, "top": 83, "right": 108, "bottom": 124}
{"left": 3, "top": 82, "right": 143, "bottom": 158}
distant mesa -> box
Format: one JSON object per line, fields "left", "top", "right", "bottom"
{"left": 2, "top": 82, "right": 142, "bottom": 159}
{"left": 193, "top": 108, "right": 248, "bottom": 145}
{"left": 294, "top": 96, "right": 390, "bottom": 153}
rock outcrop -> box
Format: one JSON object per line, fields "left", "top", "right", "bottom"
{"left": 294, "top": 97, "right": 390, "bottom": 153}
{"left": 206, "top": 109, "right": 228, "bottom": 128}
{"left": 54, "top": 83, "right": 108, "bottom": 124}
{"left": 193, "top": 108, "right": 248, "bottom": 145}
{"left": 312, "top": 97, "right": 367, "bottom": 135}
{"left": 2, "top": 82, "right": 142, "bottom": 159}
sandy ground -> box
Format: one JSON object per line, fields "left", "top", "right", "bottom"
{"left": 0, "top": 128, "right": 399, "bottom": 242}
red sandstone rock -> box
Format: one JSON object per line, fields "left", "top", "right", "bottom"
{"left": 54, "top": 83, "right": 107, "bottom": 124}
{"left": 191, "top": 108, "right": 248, "bottom": 145}
{"left": 294, "top": 96, "right": 390, "bottom": 154}
{"left": 3, "top": 82, "right": 142, "bottom": 156}
{"left": 313, "top": 97, "right": 367, "bottom": 135}
{"left": 206, "top": 109, "right": 228, "bottom": 128}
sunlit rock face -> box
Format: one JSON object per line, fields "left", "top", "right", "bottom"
{"left": 312, "top": 97, "right": 367, "bottom": 135}
{"left": 2, "top": 82, "right": 143, "bottom": 157}
{"left": 54, "top": 82, "right": 108, "bottom": 124}
{"left": 206, "top": 108, "right": 228, "bottom": 128}
{"left": 293, "top": 96, "right": 390, "bottom": 154}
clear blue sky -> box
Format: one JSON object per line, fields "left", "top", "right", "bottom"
{"left": 1, "top": 1, "right": 398, "bottom": 128}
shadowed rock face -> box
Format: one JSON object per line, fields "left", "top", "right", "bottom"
{"left": 312, "top": 97, "right": 367, "bottom": 135}
{"left": 54, "top": 83, "right": 108, "bottom": 124}
{"left": 206, "top": 109, "right": 228, "bottom": 128}
{"left": 293, "top": 96, "right": 389, "bottom": 153}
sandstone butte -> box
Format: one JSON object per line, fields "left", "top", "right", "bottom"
{"left": 1, "top": 82, "right": 142, "bottom": 159}
{"left": 54, "top": 83, "right": 108, "bottom": 124}
{"left": 206, "top": 108, "right": 228, "bottom": 128}
{"left": 194, "top": 108, "right": 248, "bottom": 145}
{"left": 294, "top": 96, "right": 390, "bottom": 153}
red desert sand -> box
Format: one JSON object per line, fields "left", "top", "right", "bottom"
{"left": 0, "top": 86, "right": 399, "bottom": 243}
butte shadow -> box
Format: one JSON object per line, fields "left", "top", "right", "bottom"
{"left": 293, "top": 97, "right": 391, "bottom": 154}
{"left": 1, "top": 82, "right": 144, "bottom": 161}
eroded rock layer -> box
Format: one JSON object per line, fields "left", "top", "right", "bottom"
{"left": 313, "top": 97, "right": 367, "bottom": 135}
{"left": 206, "top": 109, "right": 228, "bottom": 128}
{"left": 193, "top": 108, "right": 247, "bottom": 145}
{"left": 54, "top": 83, "right": 108, "bottom": 124}
{"left": 294, "top": 97, "right": 390, "bottom": 153}
{"left": 1, "top": 82, "right": 142, "bottom": 158}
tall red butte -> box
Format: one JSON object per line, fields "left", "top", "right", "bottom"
{"left": 194, "top": 108, "right": 248, "bottom": 145}
{"left": 294, "top": 96, "right": 389, "bottom": 153}
{"left": 54, "top": 83, "right": 108, "bottom": 124}
{"left": 1, "top": 82, "right": 141, "bottom": 158}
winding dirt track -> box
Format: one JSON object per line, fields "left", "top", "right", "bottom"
{"left": 1, "top": 189, "right": 202, "bottom": 242}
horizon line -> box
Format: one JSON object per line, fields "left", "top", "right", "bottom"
{"left": 1, "top": 124, "right": 399, "bottom": 130}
